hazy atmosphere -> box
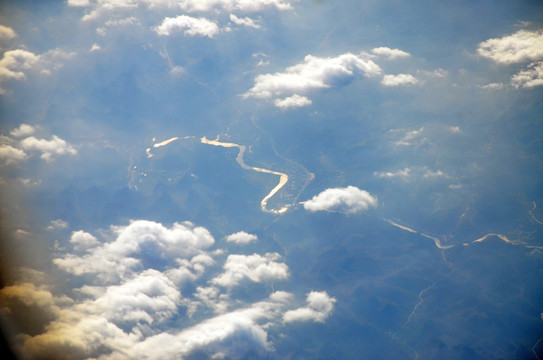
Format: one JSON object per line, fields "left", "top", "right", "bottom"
{"left": 1, "top": 1, "right": 543, "bottom": 359}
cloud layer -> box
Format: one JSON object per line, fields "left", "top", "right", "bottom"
{"left": 2, "top": 220, "right": 334, "bottom": 359}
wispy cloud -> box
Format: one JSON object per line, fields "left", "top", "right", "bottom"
{"left": 229, "top": 14, "right": 260, "bottom": 29}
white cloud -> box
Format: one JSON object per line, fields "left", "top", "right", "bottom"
{"left": 101, "top": 292, "right": 293, "bottom": 359}
{"left": 47, "top": 219, "right": 69, "bottom": 231}
{"left": 393, "top": 126, "right": 425, "bottom": 146}
{"left": 477, "top": 29, "right": 543, "bottom": 64}
{"left": 0, "top": 49, "right": 40, "bottom": 85}
{"left": 447, "top": 126, "right": 462, "bottom": 134}
{"left": 155, "top": 15, "right": 219, "bottom": 38}
{"left": 381, "top": 73, "right": 419, "bottom": 87}
{"left": 422, "top": 169, "right": 447, "bottom": 178}
{"left": 177, "top": 0, "right": 294, "bottom": 13}
{"left": 104, "top": 17, "right": 139, "bottom": 27}
{"left": 373, "top": 168, "right": 411, "bottom": 179}
{"left": 212, "top": 253, "right": 289, "bottom": 287}
{"left": 79, "top": 269, "right": 181, "bottom": 325}
{"left": 274, "top": 94, "right": 312, "bottom": 109}
{"left": 54, "top": 220, "right": 215, "bottom": 282}
{"left": 20, "top": 135, "right": 77, "bottom": 162}
{"left": 511, "top": 61, "right": 543, "bottom": 88}
{"left": 10, "top": 124, "right": 35, "bottom": 137}
{"left": 78, "top": 0, "right": 295, "bottom": 22}
{"left": 67, "top": 0, "right": 90, "bottom": 6}
{"left": 225, "top": 231, "right": 258, "bottom": 244}
{"left": 244, "top": 53, "right": 381, "bottom": 99}
{"left": 375, "top": 167, "right": 448, "bottom": 180}
{"left": 283, "top": 291, "right": 336, "bottom": 323}
{"left": 0, "top": 48, "right": 74, "bottom": 93}
{"left": 4, "top": 217, "right": 335, "bottom": 359}
{"left": 0, "top": 144, "right": 27, "bottom": 164}
{"left": 0, "top": 25, "right": 16, "bottom": 41}
{"left": 371, "top": 47, "right": 410, "bottom": 60}
{"left": 230, "top": 14, "right": 260, "bottom": 29}
{"left": 478, "top": 82, "right": 504, "bottom": 90}
{"left": 303, "top": 186, "right": 378, "bottom": 214}
{"left": 69, "top": 230, "right": 100, "bottom": 251}
{"left": 417, "top": 68, "right": 448, "bottom": 79}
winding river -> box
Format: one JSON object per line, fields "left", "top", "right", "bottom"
{"left": 146, "top": 136, "right": 291, "bottom": 214}
{"left": 200, "top": 137, "right": 290, "bottom": 214}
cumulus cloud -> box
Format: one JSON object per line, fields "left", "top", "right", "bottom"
{"left": 511, "top": 61, "right": 543, "bottom": 88}
{"left": 54, "top": 220, "right": 214, "bottom": 282}
{"left": 79, "top": 0, "right": 295, "bottom": 23}
{"left": 155, "top": 15, "right": 219, "bottom": 37}
{"left": 69, "top": 230, "right": 100, "bottom": 251}
{"left": 212, "top": 253, "right": 289, "bottom": 287}
{"left": 283, "top": 291, "right": 336, "bottom": 323}
{"left": 230, "top": 14, "right": 260, "bottom": 29}
{"left": 381, "top": 73, "right": 419, "bottom": 87}
{"left": 80, "top": 269, "right": 182, "bottom": 325}
{"left": 244, "top": 53, "right": 381, "bottom": 100}
{"left": 10, "top": 124, "right": 35, "bottom": 137}
{"left": 274, "top": 94, "right": 312, "bottom": 109}
{"left": 303, "top": 186, "right": 378, "bottom": 214}
{"left": 477, "top": 29, "right": 543, "bottom": 64}
{"left": 371, "top": 47, "right": 410, "bottom": 60}
{"left": 100, "top": 292, "right": 293, "bottom": 360}
{"left": 0, "top": 282, "right": 72, "bottom": 315}
{"left": 0, "top": 25, "right": 16, "bottom": 41}
{"left": 0, "top": 144, "right": 28, "bottom": 164}
{"left": 225, "top": 231, "right": 258, "bottom": 244}
{"left": 67, "top": 0, "right": 90, "bottom": 6}
{"left": 177, "top": 0, "right": 294, "bottom": 13}
{"left": 0, "top": 48, "right": 74, "bottom": 94}
{"left": 20, "top": 135, "right": 77, "bottom": 162}
{"left": 3, "top": 218, "right": 333, "bottom": 359}
{"left": 0, "top": 49, "right": 40, "bottom": 92}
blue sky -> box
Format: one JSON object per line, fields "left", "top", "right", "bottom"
{"left": 0, "top": 1, "right": 543, "bottom": 359}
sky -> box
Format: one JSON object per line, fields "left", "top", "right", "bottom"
{"left": 0, "top": 0, "right": 543, "bottom": 359}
